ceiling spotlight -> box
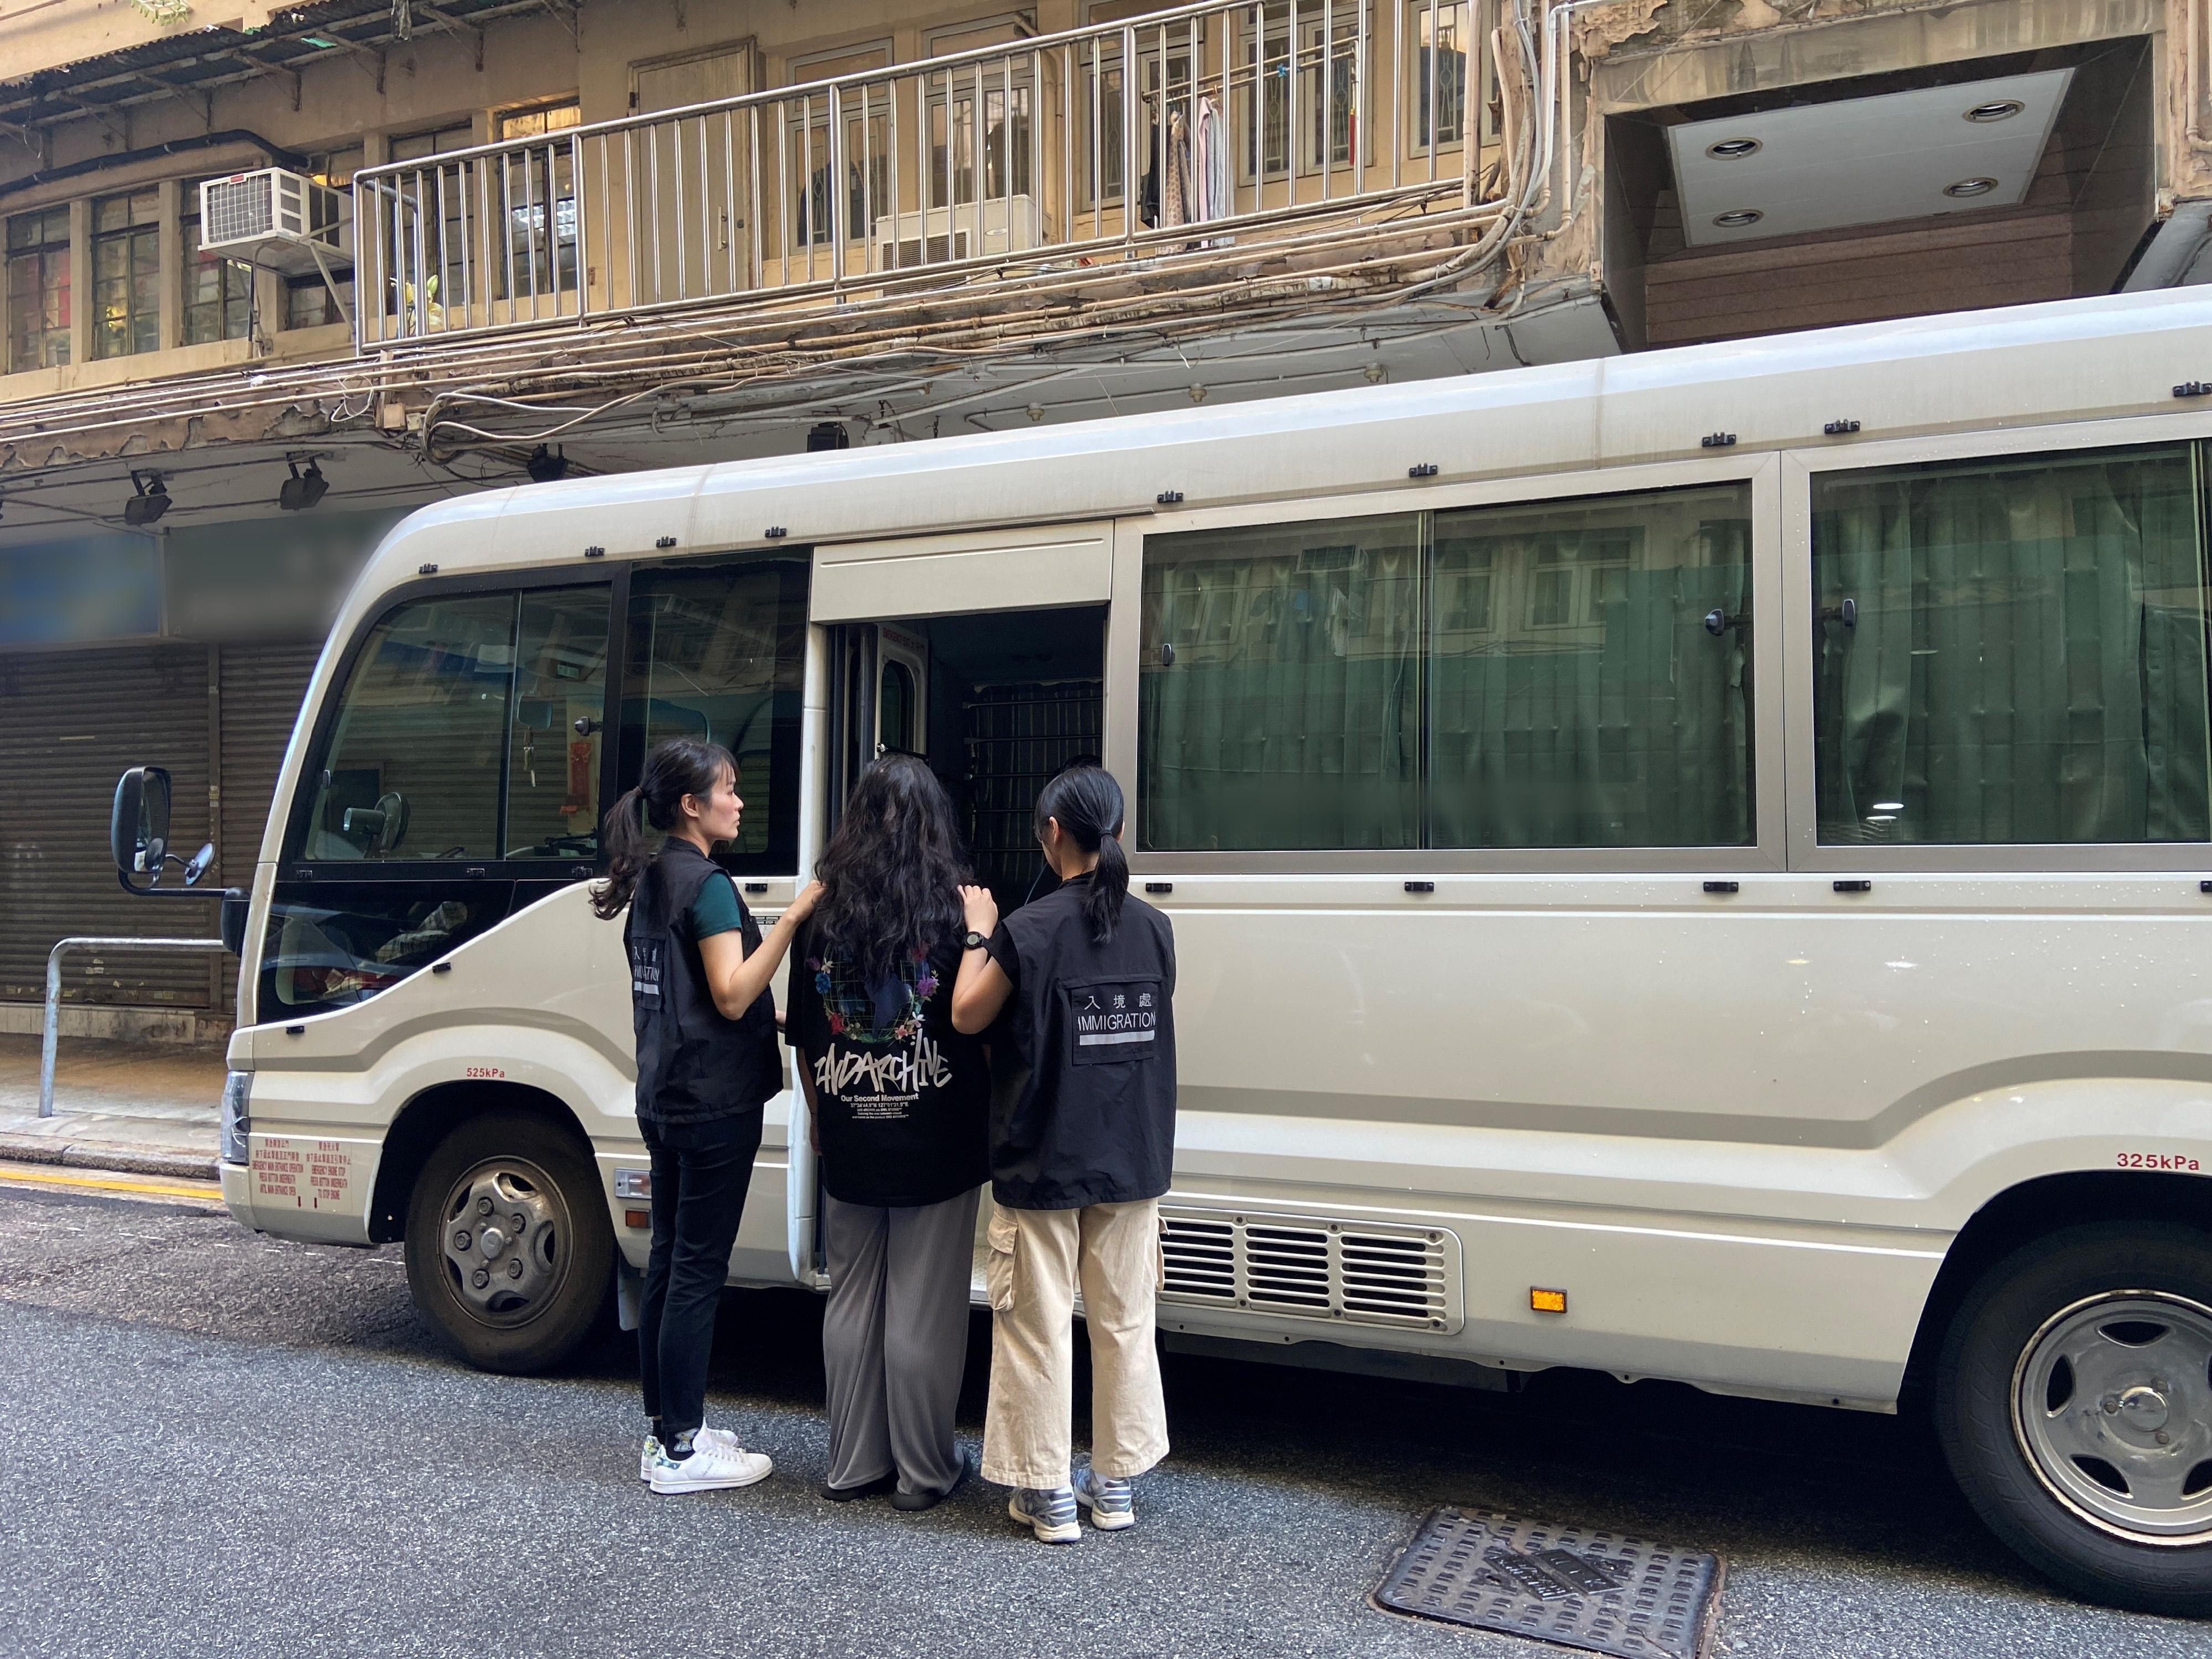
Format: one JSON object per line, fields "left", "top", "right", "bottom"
{"left": 1025, "top": 404, "right": 1045, "bottom": 423}
{"left": 525, "top": 445, "right": 568, "bottom": 483}
{"left": 1712, "top": 208, "right": 1765, "bottom": 228}
{"left": 1964, "top": 99, "right": 2024, "bottom": 123}
{"left": 1944, "top": 177, "right": 1999, "bottom": 198}
{"left": 279, "top": 457, "right": 328, "bottom": 512}
{"left": 123, "top": 471, "right": 170, "bottom": 526}
{"left": 805, "top": 421, "right": 850, "bottom": 452}
{"left": 1705, "top": 137, "right": 1761, "bottom": 160}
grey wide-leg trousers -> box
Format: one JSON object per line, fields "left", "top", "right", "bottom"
{"left": 822, "top": 1186, "right": 982, "bottom": 1499}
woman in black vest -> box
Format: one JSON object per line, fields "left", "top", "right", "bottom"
{"left": 950, "top": 765, "right": 1176, "bottom": 1543}
{"left": 594, "top": 737, "right": 820, "bottom": 1495}
{"left": 786, "top": 753, "right": 990, "bottom": 1510}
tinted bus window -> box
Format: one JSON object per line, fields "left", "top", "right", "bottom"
{"left": 1427, "top": 483, "right": 1754, "bottom": 849}
{"left": 1138, "top": 484, "right": 1754, "bottom": 852}
{"left": 1812, "top": 444, "right": 2211, "bottom": 846}
{"left": 617, "top": 557, "right": 809, "bottom": 872}
{"left": 1139, "top": 513, "right": 1423, "bottom": 851}
{"left": 302, "top": 592, "right": 515, "bottom": 861}
{"left": 506, "top": 586, "right": 611, "bottom": 859}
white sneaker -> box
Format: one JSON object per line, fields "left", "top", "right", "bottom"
{"left": 639, "top": 1427, "right": 743, "bottom": 1482}
{"left": 648, "top": 1436, "right": 773, "bottom": 1494}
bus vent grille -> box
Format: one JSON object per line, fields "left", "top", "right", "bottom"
{"left": 1158, "top": 1207, "right": 1461, "bottom": 1333}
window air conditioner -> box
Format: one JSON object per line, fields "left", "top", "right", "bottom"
{"left": 872, "top": 195, "right": 1046, "bottom": 268}
{"left": 198, "top": 169, "right": 351, "bottom": 276}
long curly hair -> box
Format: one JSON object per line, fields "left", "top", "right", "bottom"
{"left": 811, "top": 753, "right": 971, "bottom": 979}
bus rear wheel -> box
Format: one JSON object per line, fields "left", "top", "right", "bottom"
{"left": 1936, "top": 1219, "right": 2212, "bottom": 1614}
{"left": 404, "top": 1112, "right": 613, "bottom": 1375}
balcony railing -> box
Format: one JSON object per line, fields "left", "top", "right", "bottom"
{"left": 353, "top": 0, "right": 1510, "bottom": 348}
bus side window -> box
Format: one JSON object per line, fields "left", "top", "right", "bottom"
{"left": 1811, "top": 442, "right": 2211, "bottom": 848}
{"left": 506, "top": 586, "right": 612, "bottom": 859}
{"left": 263, "top": 581, "right": 611, "bottom": 1021}
{"left": 617, "top": 557, "right": 809, "bottom": 874}
{"left": 1135, "top": 483, "right": 1755, "bottom": 853}
{"left": 301, "top": 592, "right": 516, "bottom": 863}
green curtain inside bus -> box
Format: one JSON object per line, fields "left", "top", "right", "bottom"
{"left": 1138, "top": 484, "right": 1755, "bottom": 851}
{"left": 1812, "top": 444, "right": 2212, "bottom": 846}
{"left": 1426, "top": 488, "right": 1752, "bottom": 848}
{"left": 1140, "top": 515, "right": 1422, "bottom": 850}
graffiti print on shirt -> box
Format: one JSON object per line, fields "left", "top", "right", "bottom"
{"left": 813, "top": 1036, "right": 952, "bottom": 1122}
{"left": 1063, "top": 977, "right": 1164, "bottom": 1066}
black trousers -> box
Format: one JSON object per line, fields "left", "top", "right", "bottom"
{"left": 638, "top": 1111, "right": 762, "bottom": 1442}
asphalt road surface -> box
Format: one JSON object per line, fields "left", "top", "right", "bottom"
{"left": 2, "top": 1179, "right": 2205, "bottom": 1659}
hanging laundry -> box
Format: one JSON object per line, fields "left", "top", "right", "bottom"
{"left": 1193, "top": 93, "right": 1228, "bottom": 224}
{"left": 1161, "top": 108, "right": 1193, "bottom": 230}
{"left": 1139, "top": 119, "right": 1161, "bottom": 227}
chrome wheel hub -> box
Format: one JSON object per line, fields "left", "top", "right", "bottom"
{"left": 2012, "top": 1291, "right": 2212, "bottom": 1543}
{"left": 437, "top": 1160, "right": 571, "bottom": 1328}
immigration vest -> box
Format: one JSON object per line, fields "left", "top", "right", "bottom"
{"left": 990, "top": 873, "right": 1177, "bottom": 1209}
{"left": 625, "top": 839, "right": 782, "bottom": 1125}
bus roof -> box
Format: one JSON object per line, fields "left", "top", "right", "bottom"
{"left": 358, "top": 284, "right": 2212, "bottom": 613}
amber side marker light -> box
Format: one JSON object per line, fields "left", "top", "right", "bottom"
{"left": 625, "top": 1209, "right": 651, "bottom": 1229}
{"left": 1530, "top": 1288, "right": 1568, "bottom": 1314}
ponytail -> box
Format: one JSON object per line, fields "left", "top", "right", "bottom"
{"left": 1034, "top": 765, "right": 1128, "bottom": 945}
{"left": 591, "top": 737, "right": 739, "bottom": 920}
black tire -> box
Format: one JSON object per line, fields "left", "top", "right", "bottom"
{"left": 1936, "top": 1218, "right": 2212, "bottom": 1615}
{"left": 404, "top": 1111, "right": 614, "bottom": 1375}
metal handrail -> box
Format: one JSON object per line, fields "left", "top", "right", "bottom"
{"left": 39, "top": 936, "right": 226, "bottom": 1119}
{"left": 352, "top": 0, "right": 1522, "bottom": 349}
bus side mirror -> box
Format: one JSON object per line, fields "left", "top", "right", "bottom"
{"left": 112, "top": 766, "right": 171, "bottom": 876}
{"left": 112, "top": 766, "right": 216, "bottom": 896}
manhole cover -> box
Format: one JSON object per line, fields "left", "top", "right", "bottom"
{"left": 1373, "top": 1508, "right": 1722, "bottom": 1658}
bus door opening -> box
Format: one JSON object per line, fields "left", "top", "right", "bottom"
{"left": 830, "top": 604, "right": 1106, "bottom": 921}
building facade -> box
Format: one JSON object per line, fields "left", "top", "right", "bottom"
{"left": 1, "top": 0, "right": 2207, "bottom": 1039}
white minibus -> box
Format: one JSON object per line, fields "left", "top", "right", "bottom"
{"left": 112, "top": 285, "right": 2212, "bottom": 1612}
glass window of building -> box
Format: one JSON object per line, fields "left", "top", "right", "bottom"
{"left": 1408, "top": 0, "right": 1471, "bottom": 151}
{"left": 6, "top": 205, "right": 71, "bottom": 371}
{"left": 496, "top": 100, "right": 581, "bottom": 141}
{"left": 1811, "top": 444, "right": 2212, "bottom": 846}
{"left": 181, "top": 181, "right": 255, "bottom": 346}
{"left": 91, "top": 189, "right": 161, "bottom": 359}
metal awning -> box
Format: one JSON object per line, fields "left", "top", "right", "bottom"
{"left": 0, "top": 0, "right": 578, "bottom": 132}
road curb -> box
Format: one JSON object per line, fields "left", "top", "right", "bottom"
{"left": 0, "top": 1133, "right": 219, "bottom": 1183}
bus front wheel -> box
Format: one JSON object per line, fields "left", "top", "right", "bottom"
{"left": 404, "top": 1112, "right": 613, "bottom": 1375}
{"left": 1936, "top": 1218, "right": 2212, "bottom": 1614}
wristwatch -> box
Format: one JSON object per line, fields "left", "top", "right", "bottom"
{"left": 963, "top": 930, "right": 988, "bottom": 951}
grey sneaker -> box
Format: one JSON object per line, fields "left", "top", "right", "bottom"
{"left": 1073, "top": 1465, "right": 1135, "bottom": 1530}
{"left": 1008, "top": 1485, "right": 1081, "bottom": 1543}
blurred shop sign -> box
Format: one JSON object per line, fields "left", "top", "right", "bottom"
{"left": 164, "top": 510, "right": 399, "bottom": 643}
{"left": 0, "top": 535, "right": 161, "bottom": 645}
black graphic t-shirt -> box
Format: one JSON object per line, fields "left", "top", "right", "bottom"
{"left": 786, "top": 920, "right": 990, "bottom": 1208}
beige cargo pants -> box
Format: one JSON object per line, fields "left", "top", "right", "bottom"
{"left": 980, "top": 1198, "right": 1169, "bottom": 1490}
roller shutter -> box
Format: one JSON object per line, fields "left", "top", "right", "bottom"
{"left": 214, "top": 642, "right": 323, "bottom": 1009}
{"left": 0, "top": 644, "right": 220, "bottom": 1013}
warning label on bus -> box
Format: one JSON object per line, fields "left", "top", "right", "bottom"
{"left": 250, "top": 1137, "right": 361, "bottom": 1211}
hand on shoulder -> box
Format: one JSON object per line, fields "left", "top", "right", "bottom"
{"left": 787, "top": 879, "right": 826, "bottom": 922}
{"left": 959, "top": 884, "right": 999, "bottom": 937}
